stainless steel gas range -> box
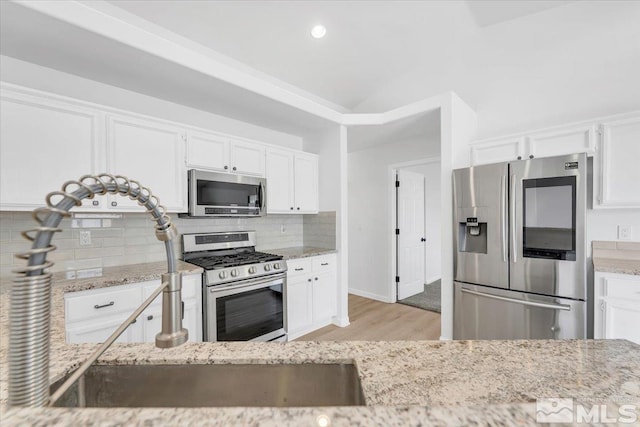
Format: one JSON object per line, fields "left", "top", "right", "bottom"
{"left": 182, "top": 231, "right": 287, "bottom": 342}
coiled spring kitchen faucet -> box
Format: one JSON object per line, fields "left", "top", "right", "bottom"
{"left": 9, "top": 174, "right": 188, "bottom": 407}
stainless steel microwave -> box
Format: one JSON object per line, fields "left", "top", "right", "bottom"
{"left": 187, "top": 169, "right": 266, "bottom": 217}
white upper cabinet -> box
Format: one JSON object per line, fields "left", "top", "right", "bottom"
{"left": 186, "top": 131, "right": 265, "bottom": 177}
{"left": 106, "top": 114, "right": 187, "bottom": 212}
{"left": 0, "top": 89, "right": 104, "bottom": 210}
{"left": 470, "top": 112, "right": 639, "bottom": 209}
{"left": 186, "top": 130, "right": 229, "bottom": 172}
{"left": 229, "top": 140, "right": 265, "bottom": 176}
{"left": 595, "top": 116, "right": 640, "bottom": 208}
{"left": 527, "top": 124, "right": 596, "bottom": 159}
{"left": 266, "top": 149, "right": 318, "bottom": 214}
{"left": 471, "top": 125, "right": 596, "bottom": 166}
{"left": 470, "top": 137, "right": 525, "bottom": 166}
{"left": 293, "top": 153, "right": 319, "bottom": 213}
{"left": 266, "top": 148, "right": 295, "bottom": 213}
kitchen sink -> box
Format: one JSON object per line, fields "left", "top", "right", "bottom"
{"left": 50, "top": 363, "right": 366, "bottom": 407}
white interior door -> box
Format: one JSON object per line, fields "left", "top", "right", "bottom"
{"left": 397, "top": 170, "right": 426, "bottom": 300}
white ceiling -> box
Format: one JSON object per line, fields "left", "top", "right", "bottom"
{"left": 107, "top": 0, "right": 572, "bottom": 110}
{"left": 2, "top": 0, "right": 639, "bottom": 142}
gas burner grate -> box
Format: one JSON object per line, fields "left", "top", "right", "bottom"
{"left": 188, "top": 251, "right": 282, "bottom": 270}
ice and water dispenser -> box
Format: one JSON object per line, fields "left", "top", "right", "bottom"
{"left": 458, "top": 213, "right": 487, "bottom": 254}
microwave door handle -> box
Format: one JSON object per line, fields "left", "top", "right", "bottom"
{"left": 259, "top": 182, "right": 265, "bottom": 211}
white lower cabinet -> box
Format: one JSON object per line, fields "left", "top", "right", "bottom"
{"left": 287, "top": 276, "right": 314, "bottom": 336}
{"left": 65, "top": 273, "right": 202, "bottom": 344}
{"left": 286, "top": 254, "right": 337, "bottom": 340}
{"left": 594, "top": 272, "right": 640, "bottom": 344}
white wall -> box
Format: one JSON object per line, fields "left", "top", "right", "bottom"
{"left": 348, "top": 136, "right": 440, "bottom": 302}
{"left": 0, "top": 55, "right": 303, "bottom": 149}
{"left": 404, "top": 162, "right": 441, "bottom": 284}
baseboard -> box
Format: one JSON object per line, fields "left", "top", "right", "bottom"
{"left": 439, "top": 336, "right": 452, "bottom": 341}
{"left": 348, "top": 288, "right": 393, "bottom": 303}
{"left": 426, "top": 276, "right": 441, "bottom": 285}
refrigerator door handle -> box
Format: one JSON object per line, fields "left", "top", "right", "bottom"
{"left": 510, "top": 174, "right": 517, "bottom": 263}
{"left": 460, "top": 288, "right": 571, "bottom": 311}
{"left": 500, "top": 175, "right": 507, "bottom": 262}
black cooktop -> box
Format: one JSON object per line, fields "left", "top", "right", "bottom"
{"left": 187, "top": 251, "right": 282, "bottom": 270}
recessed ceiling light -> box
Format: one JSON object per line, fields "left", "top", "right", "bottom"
{"left": 311, "top": 25, "right": 326, "bottom": 39}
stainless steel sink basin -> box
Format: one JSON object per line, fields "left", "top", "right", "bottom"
{"left": 50, "top": 363, "right": 366, "bottom": 407}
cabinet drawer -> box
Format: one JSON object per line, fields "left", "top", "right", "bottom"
{"left": 312, "top": 254, "right": 336, "bottom": 273}
{"left": 65, "top": 285, "right": 141, "bottom": 323}
{"left": 605, "top": 277, "right": 640, "bottom": 300}
{"left": 287, "top": 258, "right": 312, "bottom": 276}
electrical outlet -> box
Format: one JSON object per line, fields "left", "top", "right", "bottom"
{"left": 618, "top": 225, "right": 632, "bottom": 241}
{"left": 79, "top": 230, "right": 92, "bottom": 246}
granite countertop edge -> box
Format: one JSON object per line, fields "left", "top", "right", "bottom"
{"left": 593, "top": 257, "right": 640, "bottom": 276}
{"left": 267, "top": 246, "right": 337, "bottom": 260}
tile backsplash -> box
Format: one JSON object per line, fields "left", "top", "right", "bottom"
{"left": 303, "top": 211, "right": 337, "bottom": 249}
{"left": 1, "top": 211, "right": 336, "bottom": 278}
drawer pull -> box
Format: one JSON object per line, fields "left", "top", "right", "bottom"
{"left": 320, "top": 263, "right": 329, "bottom": 266}
{"left": 294, "top": 268, "right": 304, "bottom": 271}
{"left": 94, "top": 301, "right": 114, "bottom": 310}
{"left": 147, "top": 315, "right": 154, "bottom": 321}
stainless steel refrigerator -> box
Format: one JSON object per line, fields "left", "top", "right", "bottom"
{"left": 453, "top": 153, "right": 587, "bottom": 339}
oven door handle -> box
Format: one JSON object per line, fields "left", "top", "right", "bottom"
{"left": 208, "top": 273, "right": 287, "bottom": 295}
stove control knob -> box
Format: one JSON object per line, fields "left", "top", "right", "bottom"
{"left": 248, "top": 266, "right": 257, "bottom": 274}
{"left": 264, "top": 264, "right": 271, "bottom": 272}
{"left": 274, "top": 263, "right": 281, "bottom": 270}
{"left": 230, "top": 269, "right": 239, "bottom": 277}
{"left": 218, "top": 271, "right": 228, "bottom": 279}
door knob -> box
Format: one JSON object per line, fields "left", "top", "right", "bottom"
{"left": 420, "top": 237, "right": 426, "bottom": 242}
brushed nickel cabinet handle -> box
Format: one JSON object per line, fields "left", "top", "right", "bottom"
{"left": 94, "top": 301, "right": 114, "bottom": 309}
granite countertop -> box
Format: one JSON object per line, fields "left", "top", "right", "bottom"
{"left": 267, "top": 246, "right": 336, "bottom": 260}
{"left": 1, "top": 260, "right": 640, "bottom": 425}
{"left": 593, "top": 241, "right": 640, "bottom": 276}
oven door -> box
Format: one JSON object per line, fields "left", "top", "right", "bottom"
{"left": 204, "top": 273, "right": 286, "bottom": 342}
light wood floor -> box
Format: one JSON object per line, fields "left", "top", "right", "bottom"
{"left": 295, "top": 294, "right": 441, "bottom": 341}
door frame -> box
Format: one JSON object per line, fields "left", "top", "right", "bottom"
{"left": 388, "top": 156, "right": 440, "bottom": 302}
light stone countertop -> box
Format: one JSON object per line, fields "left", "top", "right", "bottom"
{"left": 267, "top": 246, "right": 336, "bottom": 260}
{"left": 1, "top": 261, "right": 640, "bottom": 425}
{"left": 593, "top": 241, "right": 640, "bottom": 276}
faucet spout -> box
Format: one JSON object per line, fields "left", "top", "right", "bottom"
{"left": 9, "top": 174, "right": 188, "bottom": 407}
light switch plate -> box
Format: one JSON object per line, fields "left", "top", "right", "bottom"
{"left": 618, "top": 225, "right": 632, "bottom": 241}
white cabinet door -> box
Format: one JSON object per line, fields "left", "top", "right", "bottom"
{"left": 293, "top": 153, "right": 319, "bottom": 213}
{"left": 470, "top": 137, "right": 525, "bottom": 166}
{"left": 229, "top": 140, "right": 265, "bottom": 177}
{"left": 107, "top": 114, "right": 186, "bottom": 212}
{"left": 183, "top": 299, "right": 202, "bottom": 343}
{"left": 312, "top": 272, "right": 336, "bottom": 324}
{"left": 602, "top": 299, "right": 640, "bottom": 344}
{"left": 286, "top": 276, "right": 313, "bottom": 335}
{"left": 0, "top": 90, "right": 103, "bottom": 210}
{"left": 66, "top": 314, "right": 143, "bottom": 344}
{"left": 595, "top": 116, "right": 640, "bottom": 208}
{"left": 186, "top": 130, "right": 229, "bottom": 173}
{"left": 266, "top": 148, "right": 295, "bottom": 213}
{"left": 141, "top": 304, "right": 163, "bottom": 343}
{"left": 527, "top": 125, "right": 596, "bottom": 159}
